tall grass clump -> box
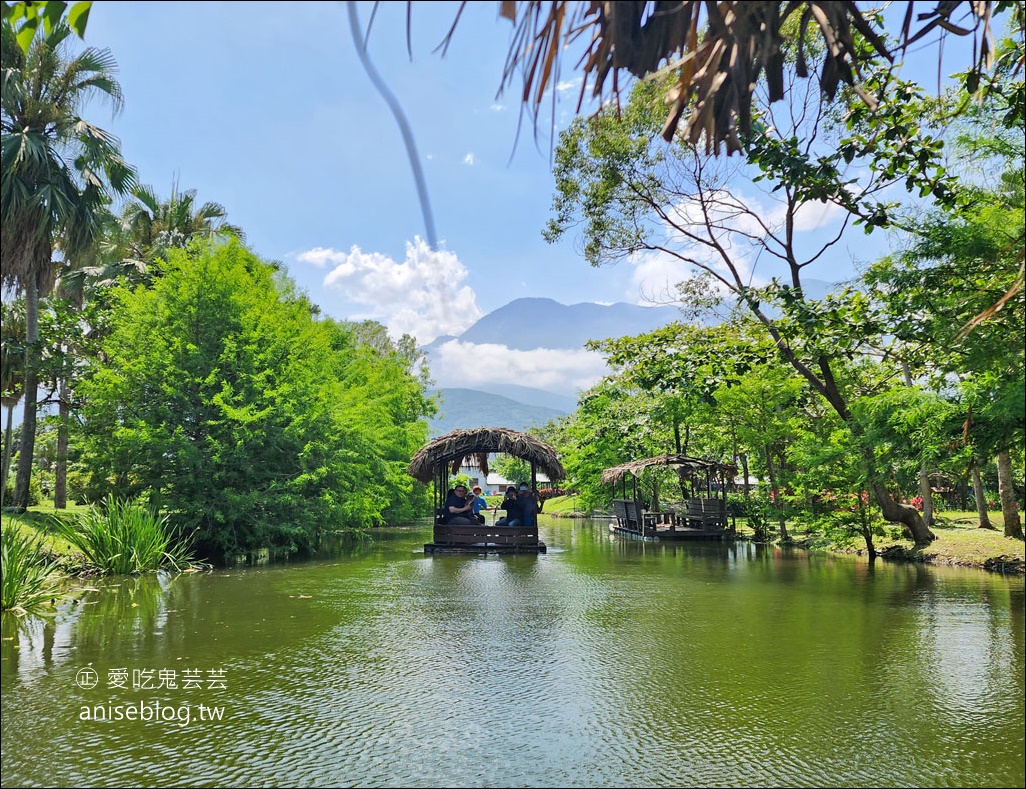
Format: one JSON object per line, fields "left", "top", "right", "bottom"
{"left": 1, "top": 527, "right": 62, "bottom": 613}
{"left": 57, "top": 497, "right": 194, "bottom": 575}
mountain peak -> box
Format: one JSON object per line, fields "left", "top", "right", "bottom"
{"left": 457, "top": 299, "right": 679, "bottom": 351}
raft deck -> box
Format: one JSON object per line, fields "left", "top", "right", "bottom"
{"left": 425, "top": 523, "right": 547, "bottom": 554}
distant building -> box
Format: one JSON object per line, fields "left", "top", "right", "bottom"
{"left": 453, "top": 458, "right": 550, "bottom": 495}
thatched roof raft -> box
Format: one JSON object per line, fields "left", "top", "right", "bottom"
{"left": 601, "top": 453, "right": 736, "bottom": 486}
{"left": 408, "top": 427, "right": 565, "bottom": 484}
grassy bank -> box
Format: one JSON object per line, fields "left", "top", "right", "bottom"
{"left": 868, "top": 514, "right": 1025, "bottom": 573}
{"left": 543, "top": 496, "right": 1025, "bottom": 574}
{"left": 1, "top": 505, "right": 91, "bottom": 572}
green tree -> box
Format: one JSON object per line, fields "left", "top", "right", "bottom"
{"left": 78, "top": 241, "right": 432, "bottom": 559}
{"left": 863, "top": 79, "right": 1024, "bottom": 539}
{"left": 116, "top": 180, "right": 243, "bottom": 276}
{"left": 556, "top": 376, "right": 676, "bottom": 513}
{"left": 593, "top": 319, "right": 818, "bottom": 538}
{"left": 543, "top": 58, "right": 951, "bottom": 545}
{"left": 35, "top": 293, "right": 95, "bottom": 507}
{"left": 0, "top": 298, "right": 25, "bottom": 507}
{"left": 0, "top": 17, "right": 134, "bottom": 509}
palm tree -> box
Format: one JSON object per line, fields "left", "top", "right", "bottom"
{"left": 0, "top": 298, "right": 26, "bottom": 508}
{"left": 119, "top": 180, "right": 244, "bottom": 269}
{"left": 0, "top": 19, "right": 135, "bottom": 509}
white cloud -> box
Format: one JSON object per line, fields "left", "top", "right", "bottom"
{"left": 293, "top": 246, "right": 335, "bottom": 268}
{"left": 793, "top": 197, "right": 843, "bottom": 232}
{"left": 430, "top": 339, "right": 607, "bottom": 394}
{"left": 463, "top": 153, "right": 476, "bottom": 165}
{"left": 490, "top": 103, "right": 506, "bottom": 112}
{"left": 627, "top": 250, "right": 704, "bottom": 304}
{"left": 294, "top": 239, "right": 483, "bottom": 344}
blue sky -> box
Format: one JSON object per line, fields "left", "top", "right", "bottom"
{"left": 84, "top": 3, "right": 634, "bottom": 330}
{"left": 78, "top": 2, "right": 979, "bottom": 396}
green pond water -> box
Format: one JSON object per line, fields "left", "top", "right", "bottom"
{"left": 1, "top": 516, "right": 1023, "bottom": 788}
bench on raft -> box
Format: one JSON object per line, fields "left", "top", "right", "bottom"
{"left": 682, "top": 497, "right": 727, "bottom": 530}
{"left": 610, "top": 498, "right": 660, "bottom": 534}
{"left": 427, "top": 508, "right": 545, "bottom": 552}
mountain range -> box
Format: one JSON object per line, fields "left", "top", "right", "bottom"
{"left": 423, "top": 284, "right": 837, "bottom": 436}
{"left": 425, "top": 297, "right": 681, "bottom": 354}
{"left": 425, "top": 298, "right": 681, "bottom": 436}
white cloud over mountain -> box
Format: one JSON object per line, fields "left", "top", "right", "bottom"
{"left": 295, "top": 238, "right": 483, "bottom": 343}
{"left": 430, "top": 339, "right": 607, "bottom": 394}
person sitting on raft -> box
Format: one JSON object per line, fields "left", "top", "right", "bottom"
{"left": 495, "top": 486, "right": 523, "bottom": 527}
{"left": 443, "top": 484, "right": 477, "bottom": 525}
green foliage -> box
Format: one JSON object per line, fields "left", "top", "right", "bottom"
{"left": 3, "top": 470, "right": 41, "bottom": 507}
{"left": 115, "top": 181, "right": 245, "bottom": 272}
{"left": 64, "top": 468, "right": 88, "bottom": 504}
{"left": 0, "top": 525, "right": 61, "bottom": 612}
{"left": 1, "top": 1, "right": 91, "bottom": 51}
{"left": 2, "top": 10, "right": 134, "bottom": 510}
{"left": 799, "top": 492, "right": 889, "bottom": 556}
{"left": 0, "top": 298, "right": 25, "bottom": 402}
{"left": 740, "top": 493, "right": 775, "bottom": 542}
{"left": 492, "top": 455, "right": 529, "bottom": 488}
{"left": 861, "top": 93, "right": 1024, "bottom": 466}
{"left": 54, "top": 495, "right": 193, "bottom": 575}
{"left": 77, "top": 241, "right": 432, "bottom": 558}
{"left": 851, "top": 387, "right": 964, "bottom": 488}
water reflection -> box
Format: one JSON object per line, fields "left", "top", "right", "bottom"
{"left": 1, "top": 516, "right": 1023, "bottom": 789}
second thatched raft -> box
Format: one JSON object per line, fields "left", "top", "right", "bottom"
{"left": 601, "top": 453, "right": 736, "bottom": 486}
{"left": 407, "top": 427, "right": 565, "bottom": 485}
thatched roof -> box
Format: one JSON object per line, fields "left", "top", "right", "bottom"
{"left": 408, "top": 427, "right": 565, "bottom": 485}
{"left": 601, "top": 453, "right": 736, "bottom": 486}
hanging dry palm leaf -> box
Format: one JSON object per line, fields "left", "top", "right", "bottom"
{"left": 425, "top": 1, "right": 1004, "bottom": 155}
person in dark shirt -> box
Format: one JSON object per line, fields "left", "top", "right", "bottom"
{"left": 518, "top": 482, "right": 539, "bottom": 527}
{"left": 443, "top": 484, "right": 477, "bottom": 524}
{"left": 495, "top": 486, "right": 523, "bottom": 527}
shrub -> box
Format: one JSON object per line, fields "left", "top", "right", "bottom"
{"left": 65, "top": 470, "right": 90, "bottom": 506}
{"left": 56, "top": 496, "right": 195, "bottom": 575}
{"left": 1, "top": 526, "right": 62, "bottom": 613}
{"left": 2, "top": 474, "right": 42, "bottom": 508}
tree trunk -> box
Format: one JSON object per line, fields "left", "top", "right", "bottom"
{"left": 971, "top": 460, "right": 993, "bottom": 530}
{"left": 996, "top": 449, "right": 1024, "bottom": 540}
{"left": 849, "top": 428, "right": 935, "bottom": 546}
{"left": 902, "top": 362, "right": 935, "bottom": 529}
{"left": 764, "top": 446, "right": 788, "bottom": 540}
{"left": 13, "top": 278, "right": 39, "bottom": 511}
{"left": 54, "top": 377, "right": 69, "bottom": 509}
{"left": 1, "top": 398, "right": 16, "bottom": 509}
{"left": 919, "top": 468, "right": 934, "bottom": 527}
{"left": 871, "top": 478, "right": 935, "bottom": 546}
